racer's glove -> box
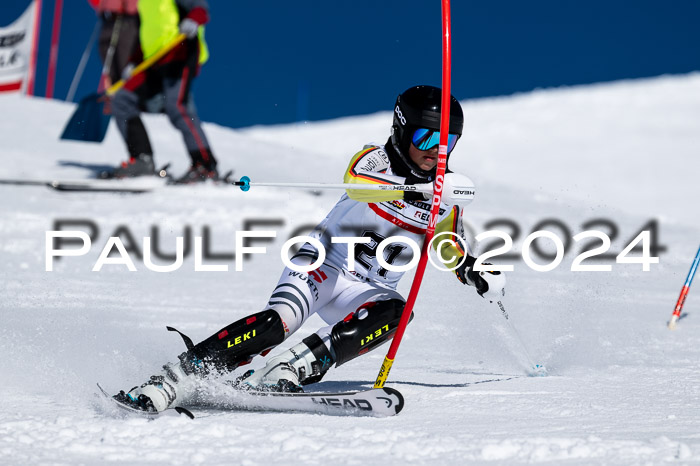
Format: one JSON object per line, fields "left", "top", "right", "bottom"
{"left": 455, "top": 255, "right": 506, "bottom": 302}
{"left": 441, "top": 173, "right": 475, "bottom": 206}
{"left": 403, "top": 173, "right": 475, "bottom": 205}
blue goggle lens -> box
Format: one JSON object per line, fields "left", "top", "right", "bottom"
{"left": 411, "top": 128, "right": 459, "bottom": 153}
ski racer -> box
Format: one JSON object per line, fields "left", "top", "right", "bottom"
{"left": 102, "top": 0, "right": 219, "bottom": 183}
{"left": 113, "top": 85, "right": 506, "bottom": 413}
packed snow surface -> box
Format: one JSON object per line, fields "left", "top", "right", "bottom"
{"left": 1, "top": 74, "right": 699, "bottom": 464}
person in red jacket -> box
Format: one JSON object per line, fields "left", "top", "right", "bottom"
{"left": 101, "top": 0, "right": 219, "bottom": 183}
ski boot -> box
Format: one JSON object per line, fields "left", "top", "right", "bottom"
{"left": 113, "top": 361, "right": 197, "bottom": 413}
{"left": 240, "top": 334, "right": 334, "bottom": 392}
{"left": 114, "top": 309, "right": 288, "bottom": 411}
{"left": 99, "top": 154, "right": 156, "bottom": 179}
{"left": 172, "top": 161, "right": 219, "bottom": 184}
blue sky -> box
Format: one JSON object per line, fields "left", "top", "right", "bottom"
{"left": 3, "top": 0, "right": 700, "bottom": 128}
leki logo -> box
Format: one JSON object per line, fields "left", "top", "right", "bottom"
{"left": 361, "top": 324, "right": 390, "bottom": 346}
{"left": 227, "top": 329, "right": 257, "bottom": 348}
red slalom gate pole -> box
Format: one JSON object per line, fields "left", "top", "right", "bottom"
{"left": 668, "top": 245, "right": 700, "bottom": 330}
{"left": 46, "top": 0, "right": 63, "bottom": 99}
{"left": 374, "top": 0, "right": 452, "bottom": 389}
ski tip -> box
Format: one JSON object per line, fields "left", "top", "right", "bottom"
{"left": 380, "top": 387, "right": 405, "bottom": 415}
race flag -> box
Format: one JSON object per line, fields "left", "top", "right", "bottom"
{"left": 0, "top": 1, "right": 41, "bottom": 94}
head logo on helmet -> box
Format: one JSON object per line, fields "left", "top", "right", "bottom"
{"left": 388, "top": 85, "right": 464, "bottom": 179}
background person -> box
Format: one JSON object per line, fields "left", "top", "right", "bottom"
{"left": 101, "top": 0, "right": 219, "bottom": 183}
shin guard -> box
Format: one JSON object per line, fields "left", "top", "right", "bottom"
{"left": 330, "top": 299, "right": 411, "bottom": 367}
{"left": 174, "top": 309, "right": 286, "bottom": 375}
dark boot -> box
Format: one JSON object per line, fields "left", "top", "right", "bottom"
{"left": 174, "top": 163, "right": 219, "bottom": 184}
{"left": 175, "top": 149, "right": 219, "bottom": 184}
{"left": 99, "top": 154, "right": 156, "bottom": 179}
{"left": 174, "top": 149, "right": 219, "bottom": 184}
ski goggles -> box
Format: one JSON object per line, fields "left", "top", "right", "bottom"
{"left": 411, "top": 128, "right": 459, "bottom": 153}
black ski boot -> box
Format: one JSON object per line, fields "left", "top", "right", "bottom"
{"left": 99, "top": 154, "right": 156, "bottom": 179}
{"left": 173, "top": 163, "right": 219, "bottom": 184}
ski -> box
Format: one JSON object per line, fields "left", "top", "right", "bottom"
{"left": 97, "top": 383, "right": 404, "bottom": 418}
{"left": 49, "top": 179, "right": 163, "bottom": 193}
{"left": 209, "top": 385, "right": 404, "bottom": 417}
{"left": 0, "top": 176, "right": 166, "bottom": 193}
{"left": 0, "top": 170, "right": 234, "bottom": 193}
{"left": 0, "top": 179, "right": 52, "bottom": 187}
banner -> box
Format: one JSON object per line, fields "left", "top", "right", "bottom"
{"left": 0, "top": 1, "right": 40, "bottom": 94}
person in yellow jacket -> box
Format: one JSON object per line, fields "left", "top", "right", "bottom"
{"left": 110, "top": 85, "right": 507, "bottom": 413}
{"left": 102, "top": 0, "right": 219, "bottom": 183}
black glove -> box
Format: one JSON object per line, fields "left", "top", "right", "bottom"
{"left": 455, "top": 254, "right": 476, "bottom": 285}
{"left": 404, "top": 174, "right": 429, "bottom": 201}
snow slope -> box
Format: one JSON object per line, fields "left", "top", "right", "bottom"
{"left": 1, "top": 74, "right": 699, "bottom": 464}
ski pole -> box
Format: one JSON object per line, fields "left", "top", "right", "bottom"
{"left": 232, "top": 175, "right": 434, "bottom": 194}
{"left": 67, "top": 19, "right": 101, "bottom": 102}
{"left": 61, "top": 33, "right": 187, "bottom": 143}
{"left": 98, "top": 14, "right": 124, "bottom": 93}
{"left": 668, "top": 245, "right": 700, "bottom": 330}
{"left": 494, "top": 301, "right": 547, "bottom": 376}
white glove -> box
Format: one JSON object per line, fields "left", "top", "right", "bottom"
{"left": 471, "top": 267, "right": 506, "bottom": 302}
{"left": 179, "top": 18, "right": 199, "bottom": 38}
{"left": 440, "top": 173, "right": 475, "bottom": 206}
{"left": 456, "top": 259, "right": 506, "bottom": 302}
